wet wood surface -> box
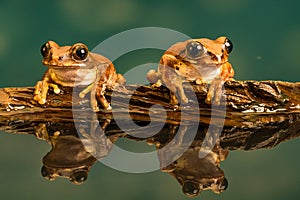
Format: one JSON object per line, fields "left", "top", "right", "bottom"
{"left": 0, "top": 80, "right": 300, "bottom": 150}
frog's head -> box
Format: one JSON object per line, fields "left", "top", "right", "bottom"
{"left": 40, "top": 41, "right": 94, "bottom": 68}
{"left": 178, "top": 37, "right": 233, "bottom": 65}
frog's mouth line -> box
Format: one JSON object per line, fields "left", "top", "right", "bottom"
{"left": 172, "top": 60, "right": 227, "bottom": 71}
{"left": 47, "top": 65, "right": 81, "bottom": 69}
{"left": 46, "top": 65, "right": 90, "bottom": 70}
{"left": 171, "top": 54, "right": 229, "bottom": 68}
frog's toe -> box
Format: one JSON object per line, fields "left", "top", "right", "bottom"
{"left": 92, "top": 107, "right": 100, "bottom": 112}
{"left": 205, "top": 95, "right": 222, "bottom": 105}
{"left": 151, "top": 79, "right": 162, "bottom": 88}
{"left": 106, "top": 105, "right": 112, "bottom": 110}
{"left": 33, "top": 94, "right": 47, "bottom": 104}
{"left": 196, "top": 79, "right": 204, "bottom": 85}
{"left": 181, "top": 96, "right": 189, "bottom": 104}
{"left": 170, "top": 94, "right": 179, "bottom": 105}
{"left": 33, "top": 95, "right": 40, "bottom": 101}
{"left": 79, "top": 92, "right": 86, "bottom": 98}
{"left": 213, "top": 99, "right": 221, "bottom": 105}
{"left": 205, "top": 95, "right": 212, "bottom": 104}
{"left": 53, "top": 88, "right": 60, "bottom": 94}
{"left": 38, "top": 98, "right": 47, "bottom": 105}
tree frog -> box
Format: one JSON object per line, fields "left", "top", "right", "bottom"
{"left": 34, "top": 41, "right": 125, "bottom": 111}
{"left": 147, "top": 37, "right": 234, "bottom": 105}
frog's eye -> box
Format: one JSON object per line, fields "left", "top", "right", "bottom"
{"left": 182, "top": 181, "right": 201, "bottom": 197}
{"left": 219, "top": 178, "right": 228, "bottom": 192}
{"left": 186, "top": 41, "right": 204, "bottom": 58}
{"left": 41, "top": 166, "right": 55, "bottom": 181}
{"left": 70, "top": 170, "right": 88, "bottom": 184}
{"left": 224, "top": 39, "right": 233, "bottom": 54}
{"left": 41, "top": 42, "right": 51, "bottom": 58}
{"left": 72, "top": 44, "right": 89, "bottom": 61}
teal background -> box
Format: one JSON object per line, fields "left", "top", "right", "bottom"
{"left": 0, "top": 0, "right": 299, "bottom": 199}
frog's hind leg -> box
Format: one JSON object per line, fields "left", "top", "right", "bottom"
{"left": 164, "top": 80, "right": 188, "bottom": 105}
{"left": 95, "top": 83, "right": 111, "bottom": 111}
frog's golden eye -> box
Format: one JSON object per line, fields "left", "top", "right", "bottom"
{"left": 182, "top": 181, "right": 201, "bottom": 197}
{"left": 70, "top": 170, "right": 88, "bottom": 184}
{"left": 224, "top": 38, "right": 233, "bottom": 54}
{"left": 41, "top": 42, "right": 51, "bottom": 58}
{"left": 186, "top": 41, "right": 204, "bottom": 58}
{"left": 72, "top": 44, "right": 89, "bottom": 61}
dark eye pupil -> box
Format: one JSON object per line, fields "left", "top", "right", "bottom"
{"left": 182, "top": 181, "right": 200, "bottom": 197}
{"left": 224, "top": 39, "right": 233, "bottom": 53}
{"left": 72, "top": 171, "right": 87, "bottom": 183}
{"left": 41, "top": 43, "right": 50, "bottom": 58}
{"left": 186, "top": 41, "right": 203, "bottom": 58}
{"left": 75, "top": 47, "right": 87, "bottom": 60}
{"left": 219, "top": 178, "right": 228, "bottom": 191}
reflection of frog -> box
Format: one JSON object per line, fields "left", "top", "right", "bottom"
{"left": 34, "top": 41, "right": 125, "bottom": 111}
{"left": 160, "top": 145, "right": 229, "bottom": 197}
{"left": 147, "top": 124, "right": 229, "bottom": 197}
{"left": 147, "top": 37, "right": 234, "bottom": 105}
{"left": 35, "top": 115, "right": 118, "bottom": 184}
{"left": 41, "top": 135, "right": 97, "bottom": 184}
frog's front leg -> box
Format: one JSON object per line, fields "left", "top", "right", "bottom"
{"left": 78, "top": 83, "right": 100, "bottom": 112}
{"left": 34, "top": 80, "right": 49, "bottom": 104}
{"left": 34, "top": 81, "right": 60, "bottom": 104}
{"left": 206, "top": 63, "right": 234, "bottom": 105}
{"left": 34, "top": 71, "right": 61, "bottom": 104}
{"left": 206, "top": 78, "right": 224, "bottom": 104}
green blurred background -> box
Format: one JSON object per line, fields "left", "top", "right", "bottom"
{"left": 0, "top": 0, "right": 299, "bottom": 199}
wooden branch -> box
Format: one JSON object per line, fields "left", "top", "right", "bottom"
{"left": 0, "top": 80, "right": 300, "bottom": 150}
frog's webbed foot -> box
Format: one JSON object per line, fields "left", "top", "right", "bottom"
{"left": 34, "top": 80, "right": 60, "bottom": 104}
{"left": 205, "top": 78, "right": 225, "bottom": 105}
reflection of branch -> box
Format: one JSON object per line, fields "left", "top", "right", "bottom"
{"left": 0, "top": 80, "right": 300, "bottom": 150}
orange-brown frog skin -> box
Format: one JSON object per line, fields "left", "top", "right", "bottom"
{"left": 34, "top": 41, "right": 125, "bottom": 111}
{"left": 147, "top": 36, "right": 234, "bottom": 105}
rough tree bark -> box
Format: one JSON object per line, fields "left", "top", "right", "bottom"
{"left": 0, "top": 80, "right": 300, "bottom": 150}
